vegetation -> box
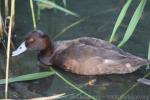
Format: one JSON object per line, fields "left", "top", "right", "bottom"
{"left": 0, "top": 0, "right": 149, "bottom": 100}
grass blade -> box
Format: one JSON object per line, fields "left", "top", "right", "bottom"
{"left": 146, "top": 42, "right": 150, "bottom": 69}
{"left": 50, "top": 67, "right": 97, "bottom": 100}
{"left": 0, "top": 71, "right": 55, "bottom": 84}
{"left": 109, "top": 0, "right": 132, "bottom": 42}
{"left": 53, "top": 17, "right": 87, "bottom": 39}
{"left": 34, "top": 0, "right": 79, "bottom": 17}
{"left": 117, "top": 0, "right": 147, "bottom": 47}
{"left": 30, "top": 0, "right": 37, "bottom": 29}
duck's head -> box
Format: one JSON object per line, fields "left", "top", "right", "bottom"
{"left": 12, "top": 30, "right": 53, "bottom": 56}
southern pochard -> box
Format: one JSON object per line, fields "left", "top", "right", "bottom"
{"left": 12, "top": 30, "right": 150, "bottom": 75}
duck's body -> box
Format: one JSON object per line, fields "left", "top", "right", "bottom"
{"left": 12, "top": 30, "right": 149, "bottom": 75}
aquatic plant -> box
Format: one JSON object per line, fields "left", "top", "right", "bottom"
{"left": 109, "top": 0, "right": 147, "bottom": 48}
{"left": 4, "top": 0, "right": 15, "bottom": 98}
{"left": 1, "top": 0, "right": 95, "bottom": 99}
{"left": 0, "top": 12, "right": 4, "bottom": 37}
{"left": 0, "top": 71, "right": 55, "bottom": 84}
{"left": 109, "top": 0, "right": 150, "bottom": 99}
{"left": 35, "top": 0, "right": 79, "bottom": 21}
{"left": 0, "top": 0, "right": 149, "bottom": 99}
{"left": 146, "top": 42, "right": 150, "bottom": 70}
{"left": 109, "top": 0, "right": 132, "bottom": 43}
{"left": 117, "top": 0, "right": 147, "bottom": 47}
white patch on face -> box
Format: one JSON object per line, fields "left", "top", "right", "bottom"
{"left": 103, "top": 59, "right": 116, "bottom": 64}
{"left": 12, "top": 41, "right": 27, "bottom": 56}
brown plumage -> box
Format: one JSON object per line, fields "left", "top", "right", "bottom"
{"left": 12, "top": 30, "right": 149, "bottom": 75}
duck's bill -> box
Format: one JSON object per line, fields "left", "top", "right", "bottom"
{"left": 12, "top": 41, "right": 27, "bottom": 56}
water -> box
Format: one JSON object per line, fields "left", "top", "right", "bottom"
{"left": 0, "top": 0, "right": 150, "bottom": 99}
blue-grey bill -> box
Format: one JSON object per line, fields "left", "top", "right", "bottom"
{"left": 12, "top": 41, "right": 27, "bottom": 56}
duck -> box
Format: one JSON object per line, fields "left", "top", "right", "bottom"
{"left": 12, "top": 30, "right": 150, "bottom": 75}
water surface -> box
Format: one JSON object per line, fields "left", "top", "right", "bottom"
{"left": 0, "top": 0, "right": 150, "bottom": 99}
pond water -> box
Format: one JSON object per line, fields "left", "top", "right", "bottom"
{"left": 0, "top": 0, "right": 150, "bottom": 99}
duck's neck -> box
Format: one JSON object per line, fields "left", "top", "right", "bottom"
{"left": 38, "top": 40, "right": 54, "bottom": 66}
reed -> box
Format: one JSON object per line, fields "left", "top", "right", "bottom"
{"left": 1, "top": 0, "right": 149, "bottom": 99}
{"left": 0, "top": 11, "right": 7, "bottom": 52}
{"left": 0, "top": 0, "right": 15, "bottom": 50}
{"left": 28, "top": 1, "right": 95, "bottom": 99}
{"left": 5, "top": 0, "right": 9, "bottom": 17}
{"left": 53, "top": 17, "right": 87, "bottom": 39}
{"left": 110, "top": 0, "right": 147, "bottom": 47}
{"left": 30, "top": 0, "right": 37, "bottom": 30}
{"left": 34, "top": 0, "right": 79, "bottom": 17}
{"left": 117, "top": 0, "right": 147, "bottom": 47}
{"left": 50, "top": 67, "right": 97, "bottom": 100}
{"left": 0, "top": 11, "right": 4, "bottom": 37}
{"left": 5, "top": 0, "right": 15, "bottom": 98}
{"left": 109, "top": 0, "right": 132, "bottom": 43}
{"left": 146, "top": 42, "right": 150, "bottom": 70}
{"left": 0, "top": 68, "right": 96, "bottom": 99}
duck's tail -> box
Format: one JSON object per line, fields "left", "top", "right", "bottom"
{"left": 138, "top": 58, "right": 150, "bottom": 66}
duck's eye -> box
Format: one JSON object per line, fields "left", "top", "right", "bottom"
{"left": 27, "top": 38, "right": 35, "bottom": 43}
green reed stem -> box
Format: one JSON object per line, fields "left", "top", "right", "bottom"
{"left": 30, "top": 0, "right": 37, "bottom": 30}
{"left": 117, "top": 0, "right": 147, "bottom": 47}
{"left": 146, "top": 42, "right": 150, "bottom": 70}
{"left": 53, "top": 17, "right": 87, "bottom": 40}
{"left": 50, "top": 67, "right": 97, "bottom": 100}
{"left": 109, "top": 0, "right": 132, "bottom": 43}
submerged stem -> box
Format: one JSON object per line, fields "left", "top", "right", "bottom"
{"left": 50, "top": 67, "right": 97, "bottom": 100}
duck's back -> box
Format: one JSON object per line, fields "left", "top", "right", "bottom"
{"left": 52, "top": 37, "right": 148, "bottom": 75}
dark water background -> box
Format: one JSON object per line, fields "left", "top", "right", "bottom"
{"left": 0, "top": 0, "right": 150, "bottom": 99}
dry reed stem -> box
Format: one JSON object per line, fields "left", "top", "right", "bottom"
{"left": 0, "top": 11, "right": 4, "bottom": 37}
{"left": 5, "top": 0, "right": 9, "bottom": 17}
{"left": 5, "top": 0, "right": 15, "bottom": 98}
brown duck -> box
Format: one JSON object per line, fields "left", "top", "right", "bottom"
{"left": 12, "top": 30, "right": 150, "bottom": 75}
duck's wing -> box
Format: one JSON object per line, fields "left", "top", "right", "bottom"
{"left": 77, "top": 37, "right": 148, "bottom": 63}
{"left": 55, "top": 37, "right": 124, "bottom": 55}
{"left": 76, "top": 37, "right": 136, "bottom": 57}
{"left": 53, "top": 37, "right": 148, "bottom": 75}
